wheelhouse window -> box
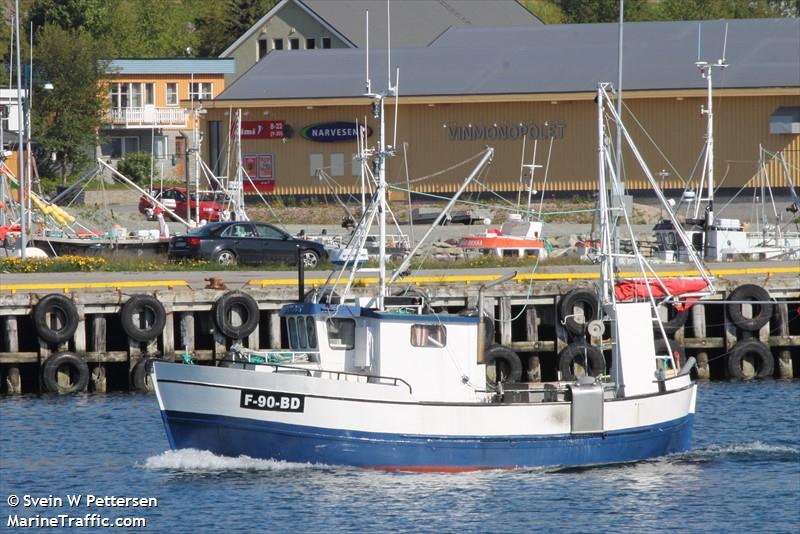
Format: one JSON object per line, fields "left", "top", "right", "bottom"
{"left": 306, "top": 317, "right": 317, "bottom": 348}
{"left": 327, "top": 318, "right": 355, "bottom": 350}
{"left": 288, "top": 317, "right": 299, "bottom": 348}
{"left": 189, "top": 82, "right": 212, "bottom": 101}
{"left": 287, "top": 316, "right": 318, "bottom": 350}
{"left": 410, "top": 324, "right": 447, "bottom": 348}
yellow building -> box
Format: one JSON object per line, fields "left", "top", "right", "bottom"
{"left": 204, "top": 19, "right": 799, "bottom": 196}
{"left": 100, "top": 58, "right": 234, "bottom": 178}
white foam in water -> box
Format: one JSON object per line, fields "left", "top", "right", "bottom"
{"left": 681, "top": 441, "right": 800, "bottom": 461}
{"left": 142, "top": 449, "right": 319, "bottom": 472}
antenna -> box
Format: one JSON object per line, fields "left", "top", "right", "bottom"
{"left": 387, "top": 0, "right": 391, "bottom": 91}
{"left": 365, "top": 10, "right": 371, "bottom": 94}
{"left": 392, "top": 67, "right": 399, "bottom": 149}
{"left": 720, "top": 22, "right": 728, "bottom": 65}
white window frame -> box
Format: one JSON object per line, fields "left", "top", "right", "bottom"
{"left": 144, "top": 83, "right": 155, "bottom": 106}
{"left": 166, "top": 83, "right": 178, "bottom": 106}
{"left": 189, "top": 82, "right": 212, "bottom": 101}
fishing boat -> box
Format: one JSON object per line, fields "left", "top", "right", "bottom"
{"left": 458, "top": 214, "right": 550, "bottom": 259}
{"left": 152, "top": 78, "right": 712, "bottom": 470}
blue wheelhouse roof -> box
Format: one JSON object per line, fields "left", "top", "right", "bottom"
{"left": 280, "top": 302, "right": 479, "bottom": 324}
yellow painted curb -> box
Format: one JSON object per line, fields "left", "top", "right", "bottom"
{"left": 0, "top": 280, "right": 189, "bottom": 294}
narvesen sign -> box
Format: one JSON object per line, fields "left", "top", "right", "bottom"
{"left": 300, "top": 121, "right": 372, "bottom": 143}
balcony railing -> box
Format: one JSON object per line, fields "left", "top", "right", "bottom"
{"left": 105, "top": 106, "right": 188, "bottom": 128}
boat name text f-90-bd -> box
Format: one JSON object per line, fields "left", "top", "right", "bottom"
{"left": 240, "top": 389, "right": 305, "bottom": 412}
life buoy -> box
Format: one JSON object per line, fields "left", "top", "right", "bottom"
{"left": 484, "top": 344, "right": 523, "bottom": 386}
{"left": 727, "top": 339, "right": 774, "bottom": 379}
{"left": 656, "top": 303, "right": 689, "bottom": 335}
{"left": 654, "top": 338, "right": 686, "bottom": 369}
{"left": 726, "top": 284, "right": 773, "bottom": 332}
{"left": 559, "top": 289, "right": 599, "bottom": 337}
{"left": 558, "top": 342, "right": 606, "bottom": 380}
{"left": 214, "top": 291, "right": 260, "bottom": 339}
{"left": 132, "top": 357, "right": 158, "bottom": 392}
{"left": 121, "top": 295, "right": 166, "bottom": 342}
{"left": 42, "top": 352, "right": 89, "bottom": 394}
{"left": 33, "top": 294, "right": 79, "bottom": 344}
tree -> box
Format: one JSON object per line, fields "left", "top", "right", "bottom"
{"left": 557, "top": 0, "right": 653, "bottom": 23}
{"left": 117, "top": 152, "right": 152, "bottom": 184}
{"left": 31, "top": 25, "right": 109, "bottom": 182}
{"left": 196, "top": 0, "right": 278, "bottom": 56}
{"left": 655, "top": 0, "right": 798, "bottom": 20}
{"left": 27, "top": 0, "right": 111, "bottom": 37}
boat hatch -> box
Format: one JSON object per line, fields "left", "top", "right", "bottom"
{"left": 287, "top": 315, "right": 318, "bottom": 352}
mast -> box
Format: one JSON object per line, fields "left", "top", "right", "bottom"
{"left": 597, "top": 84, "right": 613, "bottom": 303}
{"left": 14, "top": 0, "right": 25, "bottom": 258}
{"left": 696, "top": 23, "right": 728, "bottom": 234}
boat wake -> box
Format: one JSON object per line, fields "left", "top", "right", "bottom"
{"left": 141, "top": 449, "right": 323, "bottom": 473}
{"left": 670, "top": 441, "right": 800, "bottom": 464}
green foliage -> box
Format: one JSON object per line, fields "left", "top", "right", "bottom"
{"left": 117, "top": 152, "right": 153, "bottom": 184}
{"left": 195, "top": 0, "right": 279, "bottom": 56}
{"left": 31, "top": 25, "right": 109, "bottom": 182}
{"left": 557, "top": 0, "right": 653, "bottom": 23}
{"left": 654, "top": 0, "right": 797, "bottom": 20}
{"left": 517, "top": 0, "right": 566, "bottom": 23}
{"left": 27, "top": 0, "right": 111, "bottom": 36}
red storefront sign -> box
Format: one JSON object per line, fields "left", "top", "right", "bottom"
{"left": 238, "top": 120, "right": 286, "bottom": 139}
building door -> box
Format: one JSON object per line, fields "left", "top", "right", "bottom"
{"left": 175, "top": 136, "right": 186, "bottom": 177}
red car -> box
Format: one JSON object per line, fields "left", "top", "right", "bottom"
{"left": 138, "top": 187, "right": 227, "bottom": 222}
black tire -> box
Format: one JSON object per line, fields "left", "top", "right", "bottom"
{"left": 33, "top": 294, "right": 79, "bottom": 344}
{"left": 42, "top": 352, "right": 89, "bottom": 394}
{"left": 656, "top": 304, "right": 689, "bottom": 335}
{"left": 459, "top": 308, "right": 495, "bottom": 350}
{"left": 726, "top": 284, "right": 773, "bottom": 332}
{"left": 301, "top": 249, "right": 320, "bottom": 268}
{"left": 559, "top": 289, "right": 599, "bottom": 337}
{"left": 132, "top": 357, "right": 158, "bottom": 392}
{"left": 485, "top": 344, "right": 523, "bottom": 386}
{"left": 727, "top": 339, "right": 774, "bottom": 379}
{"left": 213, "top": 249, "right": 237, "bottom": 266}
{"left": 558, "top": 342, "right": 605, "bottom": 380}
{"left": 214, "top": 291, "right": 260, "bottom": 339}
{"left": 654, "top": 338, "right": 686, "bottom": 369}
{"left": 120, "top": 295, "right": 166, "bottom": 342}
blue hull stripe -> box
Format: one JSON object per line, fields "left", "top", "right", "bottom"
{"left": 161, "top": 410, "right": 694, "bottom": 469}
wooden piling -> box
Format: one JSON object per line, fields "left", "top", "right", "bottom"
{"left": 269, "top": 311, "right": 281, "bottom": 349}
{"left": 74, "top": 306, "right": 86, "bottom": 353}
{"left": 526, "top": 307, "right": 541, "bottom": 382}
{"left": 180, "top": 312, "right": 195, "bottom": 354}
{"left": 6, "top": 367, "right": 21, "bottom": 395}
{"left": 740, "top": 304, "right": 756, "bottom": 379}
{"left": 692, "top": 304, "right": 710, "bottom": 380}
{"left": 3, "top": 316, "right": 19, "bottom": 353}
{"left": 92, "top": 315, "right": 107, "bottom": 353}
{"left": 162, "top": 307, "right": 175, "bottom": 359}
{"left": 776, "top": 302, "right": 793, "bottom": 379}
{"left": 499, "top": 297, "right": 512, "bottom": 346}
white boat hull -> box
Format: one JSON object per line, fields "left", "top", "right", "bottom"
{"left": 153, "top": 362, "right": 696, "bottom": 471}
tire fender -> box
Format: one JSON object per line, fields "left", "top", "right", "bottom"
{"left": 558, "top": 342, "right": 605, "bottom": 380}
{"left": 33, "top": 294, "right": 79, "bottom": 344}
{"left": 214, "top": 291, "right": 260, "bottom": 339}
{"left": 484, "top": 344, "right": 523, "bottom": 386}
{"left": 121, "top": 294, "right": 166, "bottom": 342}
{"left": 42, "top": 352, "right": 89, "bottom": 394}
{"left": 559, "top": 289, "right": 600, "bottom": 337}
{"left": 656, "top": 304, "right": 689, "bottom": 335}
{"left": 727, "top": 339, "right": 774, "bottom": 379}
{"left": 726, "top": 284, "right": 773, "bottom": 332}
{"left": 132, "top": 357, "right": 158, "bottom": 392}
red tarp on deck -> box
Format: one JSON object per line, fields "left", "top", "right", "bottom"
{"left": 614, "top": 278, "right": 709, "bottom": 311}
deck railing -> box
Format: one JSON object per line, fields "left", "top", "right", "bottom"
{"left": 105, "top": 107, "right": 188, "bottom": 128}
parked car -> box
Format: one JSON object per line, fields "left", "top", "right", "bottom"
{"left": 167, "top": 221, "right": 328, "bottom": 267}
{"left": 138, "top": 187, "right": 227, "bottom": 222}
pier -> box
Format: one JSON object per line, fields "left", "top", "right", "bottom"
{"left": 1, "top": 265, "right": 798, "bottom": 394}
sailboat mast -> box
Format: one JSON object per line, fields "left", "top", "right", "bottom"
{"left": 14, "top": 0, "right": 25, "bottom": 258}
{"left": 703, "top": 65, "right": 715, "bottom": 227}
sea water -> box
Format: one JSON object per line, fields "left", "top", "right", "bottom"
{"left": 1, "top": 381, "right": 798, "bottom": 533}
